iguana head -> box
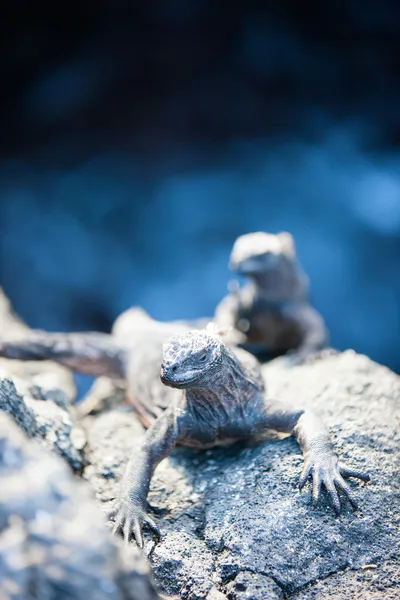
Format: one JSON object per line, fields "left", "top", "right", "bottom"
{"left": 160, "top": 325, "right": 226, "bottom": 389}
{"left": 229, "top": 231, "right": 295, "bottom": 276}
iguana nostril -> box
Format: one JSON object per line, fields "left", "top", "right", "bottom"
{"left": 172, "top": 365, "right": 177, "bottom": 372}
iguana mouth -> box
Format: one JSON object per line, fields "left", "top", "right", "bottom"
{"left": 160, "top": 373, "right": 200, "bottom": 389}
{"left": 231, "top": 256, "right": 267, "bottom": 275}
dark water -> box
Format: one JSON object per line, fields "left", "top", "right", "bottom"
{"left": 0, "top": 2, "right": 399, "bottom": 374}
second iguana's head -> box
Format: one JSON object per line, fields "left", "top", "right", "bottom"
{"left": 160, "top": 325, "right": 227, "bottom": 389}
{"left": 229, "top": 231, "right": 296, "bottom": 276}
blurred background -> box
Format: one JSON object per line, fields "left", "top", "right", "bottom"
{"left": 0, "top": 1, "right": 399, "bottom": 374}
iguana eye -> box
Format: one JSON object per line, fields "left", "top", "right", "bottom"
{"left": 200, "top": 353, "right": 207, "bottom": 361}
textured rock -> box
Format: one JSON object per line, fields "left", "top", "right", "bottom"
{"left": 0, "top": 411, "right": 160, "bottom": 600}
{"left": 226, "top": 571, "right": 283, "bottom": 599}
{"left": 0, "top": 288, "right": 86, "bottom": 472}
{"left": 85, "top": 350, "right": 400, "bottom": 599}
{"left": 0, "top": 377, "right": 86, "bottom": 473}
{"left": 292, "top": 557, "right": 400, "bottom": 600}
{"left": 205, "top": 588, "right": 228, "bottom": 600}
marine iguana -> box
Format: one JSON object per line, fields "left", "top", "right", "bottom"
{"left": 0, "top": 322, "right": 369, "bottom": 548}
{"left": 214, "top": 231, "right": 328, "bottom": 362}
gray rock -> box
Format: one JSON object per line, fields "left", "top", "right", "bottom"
{"left": 0, "top": 376, "right": 86, "bottom": 473}
{"left": 0, "top": 411, "right": 160, "bottom": 600}
{"left": 205, "top": 587, "right": 228, "bottom": 600}
{"left": 226, "top": 571, "right": 283, "bottom": 599}
{"left": 85, "top": 350, "right": 400, "bottom": 599}
{"left": 0, "top": 288, "right": 85, "bottom": 471}
{"left": 292, "top": 557, "right": 400, "bottom": 599}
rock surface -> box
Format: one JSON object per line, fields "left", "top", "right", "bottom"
{"left": 85, "top": 350, "right": 400, "bottom": 599}
{"left": 0, "top": 288, "right": 87, "bottom": 472}
{"left": 0, "top": 288, "right": 86, "bottom": 473}
{"left": 0, "top": 411, "right": 160, "bottom": 600}
{"left": 292, "top": 557, "right": 400, "bottom": 600}
{"left": 0, "top": 376, "right": 87, "bottom": 473}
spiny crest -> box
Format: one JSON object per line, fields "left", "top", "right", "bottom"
{"left": 205, "top": 322, "right": 229, "bottom": 336}
{"left": 163, "top": 326, "right": 223, "bottom": 365}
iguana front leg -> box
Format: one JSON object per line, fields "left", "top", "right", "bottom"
{"left": 262, "top": 399, "right": 370, "bottom": 512}
{"left": 283, "top": 304, "right": 328, "bottom": 364}
{"left": 109, "top": 406, "right": 180, "bottom": 547}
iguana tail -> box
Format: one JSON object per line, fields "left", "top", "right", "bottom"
{"left": 0, "top": 330, "right": 125, "bottom": 378}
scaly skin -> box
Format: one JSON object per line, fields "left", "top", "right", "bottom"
{"left": 215, "top": 231, "right": 328, "bottom": 363}
{"left": 0, "top": 323, "right": 369, "bottom": 548}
